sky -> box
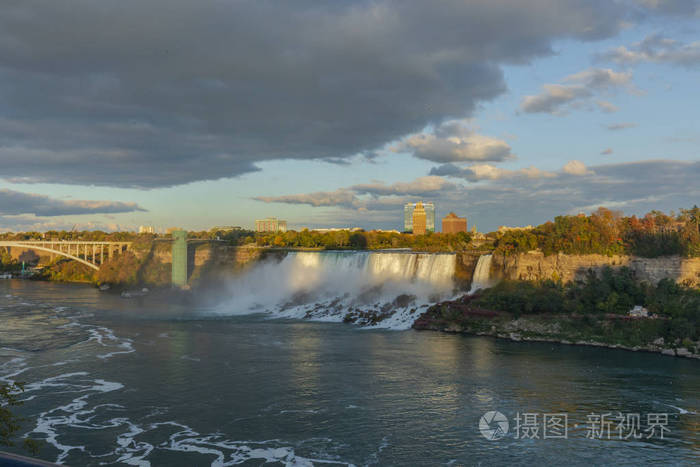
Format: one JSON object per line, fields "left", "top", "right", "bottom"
{"left": 0, "top": 0, "right": 698, "bottom": 233}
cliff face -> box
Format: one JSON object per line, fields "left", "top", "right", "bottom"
{"left": 491, "top": 251, "right": 700, "bottom": 287}
{"left": 455, "top": 253, "right": 481, "bottom": 287}
{"left": 149, "top": 242, "right": 279, "bottom": 286}
{"left": 90, "top": 242, "right": 275, "bottom": 288}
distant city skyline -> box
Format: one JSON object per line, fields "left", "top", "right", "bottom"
{"left": 0, "top": 2, "right": 698, "bottom": 233}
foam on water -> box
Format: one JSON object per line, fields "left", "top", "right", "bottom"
{"left": 0, "top": 293, "right": 364, "bottom": 466}
{"left": 216, "top": 251, "right": 457, "bottom": 329}
{"left": 9, "top": 344, "right": 359, "bottom": 466}
{"left": 88, "top": 326, "right": 136, "bottom": 360}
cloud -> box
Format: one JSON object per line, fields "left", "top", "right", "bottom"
{"left": 254, "top": 174, "right": 459, "bottom": 210}
{"left": 0, "top": 1, "right": 634, "bottom": 188}
{"left": 596, "top": 100, "right": 619, "bottom": 113}
{"left": 392, "top": 120, "right": 514, "bottom": 163}
{"left": 440, "top": 159, "right": 699, "bottom": 231}
{"left": 562, "top": 160, "right": 594, "bottom": 175}
{"left": 0, "top": 216, "right": 132, "bottom": 233}
{"left": 519, "top": 84, "right": 592, "bottom": 114}
{"left": 431, "top": 160, "right": 590, "bottom": 181}
{"left": 601, "top": 148, "right": 614, "bottom": 155}
{"left": 519, "top": 68, "right": 635, "bottom": 115}
{"left": 254, "top": 189, "right": 358, "bottom": 208}
{"left": 606, "top": 122, "right": 638, "bottom": 130}
{"left": 633, "top": 0, "right": 699, "bottom": 16}
{"left": 351, "top": 176, "right": 456, "bottom": 196}
{"left": 0, "top": 189, "right": 145, "bottom": 217}
{"left": 600, "top": 34, "right": 700, "bottom": 67}
{"left": 256, "top": 160, "right": 700, "bottom": 232}
{"left": 563, "top": 68, "right": 634, "bottom": 88}
{"left": 430, "top": 163, "right": 556, "bottom": 181}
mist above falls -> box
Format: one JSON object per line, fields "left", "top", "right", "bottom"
{"left": 214, "top": 251, "right": 458, "bottom": 329}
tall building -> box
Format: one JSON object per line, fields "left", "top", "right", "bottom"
{"left": 404, "top": 203, "right": 413, "bottom": 232}
{"left": 412, "top": 202, "right": 427, "bottom": 235}
{"left": 403, "top": 202, "right": 435, "bottom": 233}
{"left": 255, "top": 217, "right": 287, "bottom": 233}
{"left": 425, "top": 203, "right": 435, "bottom": 233}
{"left": 442, "top": 212, "right": 467, "bottom": 233}
{"left": 138, "top": 225, "right": 155, "bottom": 234}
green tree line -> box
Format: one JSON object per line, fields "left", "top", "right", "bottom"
{"left": 473, "top": 267, "right": 700, "bottom": 346}
{"left": 494, "top": 206, "right": 700, "bottom": 258}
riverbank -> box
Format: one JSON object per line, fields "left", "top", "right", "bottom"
{"left": 413, "top": 287, "right": 700, "bottom": 360}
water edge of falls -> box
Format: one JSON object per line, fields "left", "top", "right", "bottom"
{"left": 216, "top": 250, "right": 458, "bottom": 329}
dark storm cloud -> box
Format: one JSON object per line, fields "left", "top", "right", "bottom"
{"left": 0, "top": 0, "right": 631, "bottom": 188}
{"left": 0, "top": 189, "right": 145, "bottom": 217}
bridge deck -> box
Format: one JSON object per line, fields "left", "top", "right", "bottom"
{"left": 0, "top": 241, "right": 131, "bottom": 271}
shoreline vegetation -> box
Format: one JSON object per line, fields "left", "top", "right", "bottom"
{"left": 413, "top": 266, "right": 700, "bottom": 360}
{"left": 1, "top": 206, "right": 698, "bottom": 259}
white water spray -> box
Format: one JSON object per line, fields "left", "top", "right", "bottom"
{"left": 469, "top": 254, "right": 493, "bottom": 293}
{"left": 216, "top": 251, "right": 457, "bottom": 329}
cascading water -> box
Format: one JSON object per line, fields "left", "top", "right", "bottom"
{"left": 217, "top": 251, "right": 456, "bottom": 329}
{"left": 469, "top": 254, "right": 493, "bottom": 293}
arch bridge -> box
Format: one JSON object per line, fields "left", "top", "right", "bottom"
{"left": 0, "top": 241, "right": 131, "bottom": 271}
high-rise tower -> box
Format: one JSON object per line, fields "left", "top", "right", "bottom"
{"left": 403, "top": 202, "right": 435, "bottom": 233}
{"left": 412, "top": 202, "right": 427, "bottom": 235}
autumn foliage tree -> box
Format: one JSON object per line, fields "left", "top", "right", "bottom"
{"left": 495, "top": 206, "right": 700, "bottom": 258}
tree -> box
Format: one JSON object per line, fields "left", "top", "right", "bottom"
{"left": 273, "top": 235, "right": 286, "bottom": 247}
{"left": 0, "top": 248, "right": 18, "bottom": 272}
{"left": 349, "top": 232, "right": 368, "bottom": 248}
{"left": 0, "top": 382, "right": 40, "bottom": 455}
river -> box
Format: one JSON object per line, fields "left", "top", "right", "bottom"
{"left": 0, "top": 279, "right": 698, "bottom": 466}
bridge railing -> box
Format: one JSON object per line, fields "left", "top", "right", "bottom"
{"left": 0, "top": 241, "right": 131, "bottom": 270}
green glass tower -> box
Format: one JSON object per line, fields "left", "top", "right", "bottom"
{"left": 171, "top": 230, "right": 188, "bottom": 287}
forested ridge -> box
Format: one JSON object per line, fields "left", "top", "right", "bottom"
{"left": 494, "top": 206, "right": 700, "bottom": 258}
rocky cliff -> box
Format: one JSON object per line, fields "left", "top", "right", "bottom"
{"left": 490, "top": 251, "right": 700, "bottom": 287}
{"left": 455, "top": 252, "right": 481, "bottom": 287}
{"left": 148, "top": 242, "right": 283, "bottom": 287}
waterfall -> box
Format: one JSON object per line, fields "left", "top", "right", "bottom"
{"left": 469, "top": 254, "right": 493, "bottom": 293}
{"left": 216, "top": 251, "right": 457, "bottom": 329}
